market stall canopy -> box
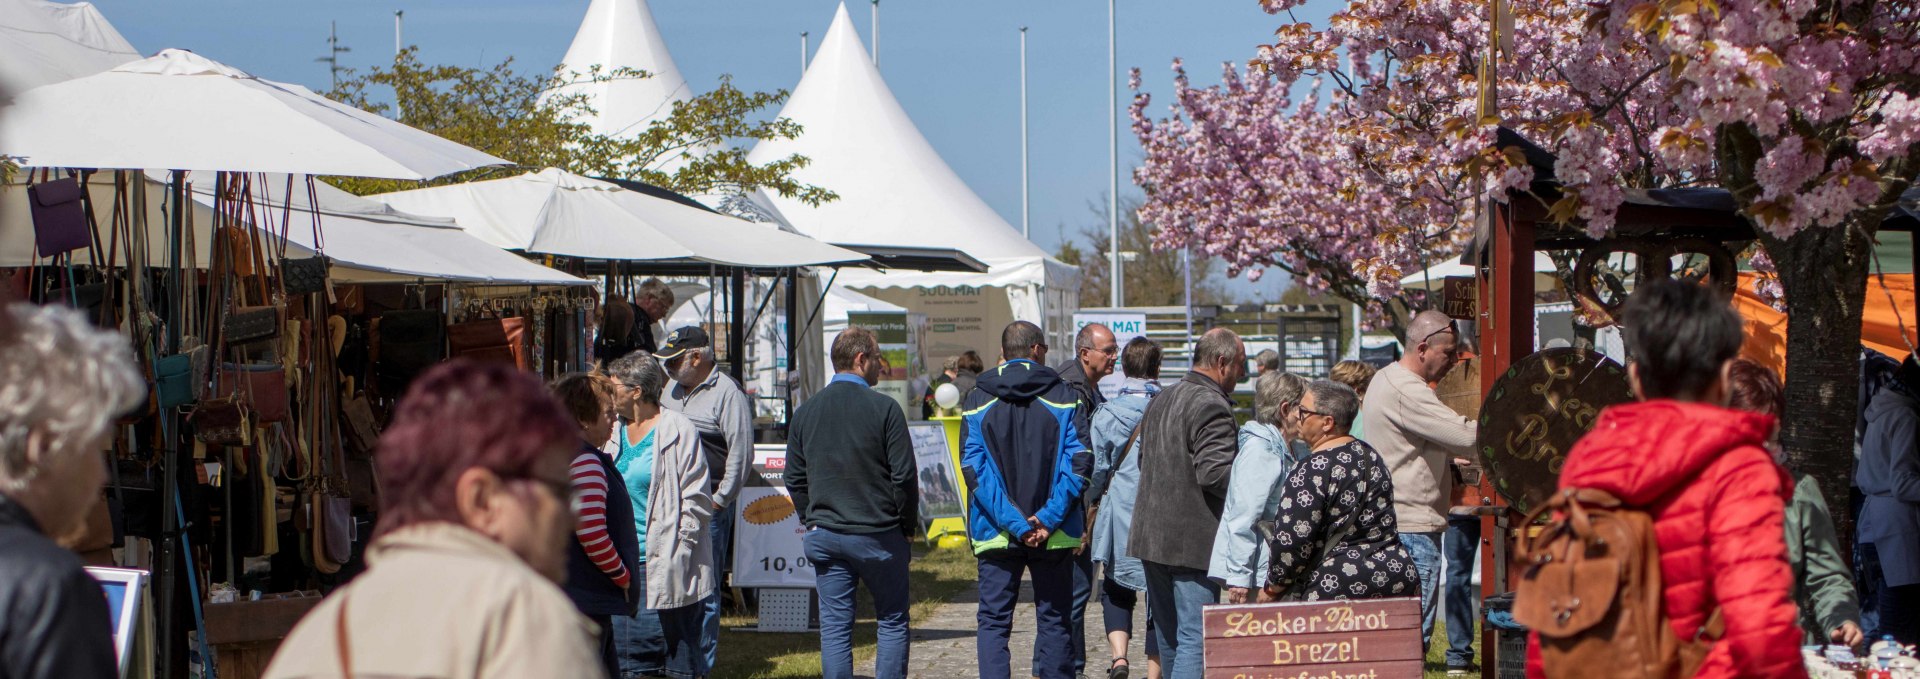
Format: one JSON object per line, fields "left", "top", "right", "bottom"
{"left": 1399, "top": 252, "right": 1556, "bottom": 291}
{"left": 0, "top": 172, "right": 588, "bottom": 286}
{"left": 0, "top": 0, "right": 139, "bottom": 94}
{"left": 0, "top": 49, "right": 510, "bottom": 179}
{"left": 369, "top": 168, "right": 869, "bottom": 268}
{"left": 742, "top": 3, "right": 1075, "bottom": 291}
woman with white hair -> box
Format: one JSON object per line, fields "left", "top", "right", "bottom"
{"left": 1209, "top": 370, "right": 1309, "bottom": 604}
{"left": 0, "top": 303, "right": 145, "bottom": 679}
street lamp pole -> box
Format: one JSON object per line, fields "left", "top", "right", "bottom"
{"left": 1021, "top": 27, "right": 1030, "bottom": 240}
{"left": 1108, "top": 0, "right": 1121, "bottom": 308}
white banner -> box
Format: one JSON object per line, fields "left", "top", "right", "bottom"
{"left": 732, "top": 444, "right": 814, "bottom": 589}
{"left": 1073, "top": 312, "right": 1149, "bottom": 399}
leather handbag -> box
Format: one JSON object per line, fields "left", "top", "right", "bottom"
{"left": 224, "top": 306, "right": 280, "bottom": 344}
{"left": 48, "top": 281, "right": 112, "bottom": 328}
{"left": 373, "top": 309, "right": 446, "bottom": 395}
{"left": 189, "top": 399, "right": 251, "bottom": 446}
{"left": 341, "top": 394, "right": 381, "bottom": 455}
{"left": 447, "top": 316, "right": 530, "bottom": 370}
{"left": 155, "top": 353, "right": 197, "bottom": 409}
{"left": 28, "top": 177, "right": 91, "bottom": 255}
{"left": 218, "top": 362, "right": 289, "bottom": 423}
{"left": 282, "top": 256, "right": 330, "bottom": 296}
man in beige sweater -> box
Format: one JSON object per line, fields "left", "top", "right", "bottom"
{"left": 1360, "top": 310, "right": 1476, "bottom": 654}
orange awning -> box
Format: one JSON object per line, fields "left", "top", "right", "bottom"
{"left": 1735, "top": 272, "right": 1916, "bottom": 372}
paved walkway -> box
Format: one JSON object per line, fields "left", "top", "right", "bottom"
{"left": 859, "top": 576, "right": 1152, "bottom": 679}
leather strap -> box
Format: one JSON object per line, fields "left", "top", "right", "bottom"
{"left": 335, "top": 593, "right": 352, "bottom": 677}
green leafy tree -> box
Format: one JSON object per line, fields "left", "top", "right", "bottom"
{"left": 324, "top": 47, "right": 835, "bottom": 206}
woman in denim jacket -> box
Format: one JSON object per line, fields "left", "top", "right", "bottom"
{"left": 1087, "top": 338, "right": 1163, "bottom": 679}
{"left": 1208, "top": 370, "right": 1309, "bottom": 604}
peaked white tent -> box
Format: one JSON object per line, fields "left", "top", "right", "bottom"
{"left": 746, "top": 3, "right": 1079, "bottom": 357}
{"left": 545, "top": 0, "right": 713, "bottom": 174}
{"left": 0, "top": 0, "right": 140, "bottom": 93}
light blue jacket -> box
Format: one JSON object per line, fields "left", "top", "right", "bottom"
{"left": 1088, "top": 379, "right": 1158, "bottom": 592}
{"left": 1208, "top": 420, "right": 1309, "bottom": 589}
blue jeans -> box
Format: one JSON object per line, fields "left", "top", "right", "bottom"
{"left": 614, "top": 575, "right": 705, "bottom": 679}
{"left": 1443, "top": 517, "right": 1481, "bottom": 667}
{"left": 978, "top": 549, "right": 1075, "bottom": 679}
{"left": 701, "top": 502, "right": 735, "bottom": 673}
{"left": 1142, "top": 560, "right": 1219, "bottom": 679}
{"left": 1040, "top": 549, "right": 1093, "bottom": 676}
{"left": 1402, "top": 531, "right": 1445, "bottom": 654}
{"left": 804, "top": 528, "right": 912, "bottom": 679}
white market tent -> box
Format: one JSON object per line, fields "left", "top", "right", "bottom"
{"left": 0, "top": 49, "right": 510, "bottom": 180}
{"left": 1398, "top": 252, "right": 1557, "bottom": 291}
{"left": 368, "top": 168, "right": 869, "bottom": 268}
{"left": 745, "top": 4, "right": 1079, "bottom": 351}
{"left": 0, "top": 172, "right": 588, "bottom": 286}
{"left": 544, "top": 0, "right": 715, "bottom": 178}
{"left": 0, "top": 0, "right": 141, "bottom": 94}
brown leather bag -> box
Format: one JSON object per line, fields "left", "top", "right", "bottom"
{"left": 447, "top": 316, "right": 531, "bottom": 370}
{"left": 1513, "top": 488, "right": 1724, "bottom": 678}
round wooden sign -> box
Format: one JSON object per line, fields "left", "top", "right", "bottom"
{"left": 1475, "top": 347, "right": 1633, "bottom": 514}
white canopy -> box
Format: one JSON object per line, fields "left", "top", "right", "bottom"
{"left": 743, "top": 4, "right": 1076, "bottom": 292}
{"left": 547, "top": 0, "right": 701, "bottom": 150}
{"left": 1398, "top": 252, "right": 1557, "bottom": 291}
{"left": 0, "top": 49, "right": 510, "bottom": 180}
{"left": 369, "top": 168, "right": 869, "bottom": 268}
{"left": 0, "top": 0, "right": 140, "bottom": 94}
{"left": 0, "top": 172, "right": 588, "bottom": 286}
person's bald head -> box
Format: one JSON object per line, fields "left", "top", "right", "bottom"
{"left": 1074, "top": 323, "right": 1119, "bottom": 382}
{"left": 1400, "top": 310, "right": 1463, "bottom": 384}
{"left": 1191, "top": 327, "right": 1247, "bottom": 391}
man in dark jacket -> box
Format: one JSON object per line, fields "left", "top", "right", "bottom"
{"left": 1859, "top": 354, "right": 1920, "bottom": 644}
{"left": 1050, "top": 322, "right": 1116, "bottom": 677}
{"left": 0, "top": 303, "right": 146, "bottom": 679}
{"left": 788, "top": 326, "right": 920, "bottom": 679}
{"left": 962, "top": 321, "right": 1092, "bottom": 679}
{"left": 1129, "top": 327, "right": 1245, "bottom": 679}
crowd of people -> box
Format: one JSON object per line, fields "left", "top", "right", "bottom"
{"left": 7, "top": 274, "right": 1920, "bottom": 679}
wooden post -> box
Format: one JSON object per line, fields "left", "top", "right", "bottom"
{"left": 1477, "top": 198, "right": 1535, "bottom": 677}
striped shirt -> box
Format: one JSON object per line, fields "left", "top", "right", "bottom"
{"left": 569, "top": 451, "right": 631, "bottom": 589}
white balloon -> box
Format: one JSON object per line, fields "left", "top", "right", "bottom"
{"left": 934, "top": 383, "right": 962, "bottom": 410}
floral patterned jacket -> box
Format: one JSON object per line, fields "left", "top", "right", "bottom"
{"left": 1264, "top": 439, "right": 1419, "bottom": 601}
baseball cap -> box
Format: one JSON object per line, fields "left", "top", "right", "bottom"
{"left": 655, "top": 326, "right": 710, "bottom": 361}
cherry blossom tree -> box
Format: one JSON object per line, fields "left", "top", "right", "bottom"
{"left": 1136, "top": 0, "right": 1918, "bottom": 531}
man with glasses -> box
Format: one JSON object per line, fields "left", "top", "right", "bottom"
{"left": 1359, "top": 309, "right": 1477, "bottom": 663}
{"left": 1051, "top": 323, "right": 1117, "bottom": 678}
{"left": 656, "top": 326, "right": 753, "bottom": 674}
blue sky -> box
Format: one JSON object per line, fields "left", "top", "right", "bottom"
{"left": 90, "top": 0, "right": 1338, "bottom": 301}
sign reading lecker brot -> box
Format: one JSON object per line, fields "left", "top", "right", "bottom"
{"left": 1203, "top": 597, "right": 1423, "bottom": 679}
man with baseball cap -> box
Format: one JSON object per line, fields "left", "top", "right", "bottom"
{"left": 657, "top": 326, "right": 754, "bottom": 674}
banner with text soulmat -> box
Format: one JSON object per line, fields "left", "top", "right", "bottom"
{"left": 1202, "top": 597, "right": 1422, "bottom": 678}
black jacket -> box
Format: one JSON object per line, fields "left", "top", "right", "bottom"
{"left": 787, "top": 377, "right": 920, "bottom": 535}
{"left": 0, "top": 493, "right": 118, "bottom": 679}
{"left": 1054, "top": 359, "right": 1105, "bottom": 451}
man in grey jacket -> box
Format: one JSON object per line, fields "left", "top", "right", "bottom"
{"left": 1128, "top": 328, "right": 1246, "bottom": 679}
{"left": 1359, "top": 310, "right": 1476, "bottom": 654}
{"left": 658, "top": 326, "right": 754, "bottom": 674}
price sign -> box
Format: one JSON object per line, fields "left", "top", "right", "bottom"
{"left": 732, "top": 444, "right": 814, "bottom": 589}
{"left": 1202, "top": 597, "right": 1423, "bottom": 678}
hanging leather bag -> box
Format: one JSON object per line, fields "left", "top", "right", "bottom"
{"left": 372, "top": 308, "right": 445, "bottom": 396}
{"left": 28, "top": 176, "right": 91, "bottom": 255}
{"left": 447, "top": 316, "right": 530, "bottom": 370}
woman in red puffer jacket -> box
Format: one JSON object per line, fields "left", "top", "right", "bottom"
{"left": 1525, "top": 279, "right": 1806, "bottom": 679}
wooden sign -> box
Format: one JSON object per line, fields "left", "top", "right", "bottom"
{"left": 1442, "top": 276, "right": 1478, "bottom": 320}
{"left": 1476, "top": 347, "right": 1632, "bottom": 514}
{"left": 1203, "top": 597, "right": 1423, "bottom": 679}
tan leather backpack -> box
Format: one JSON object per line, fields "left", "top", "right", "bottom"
{"left": 1513, "top": 488, "right": 1724, "bottom": 678}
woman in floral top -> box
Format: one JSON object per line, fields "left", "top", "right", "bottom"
{"left": 1261, "top": 380, "right": 1419, "bottom": 602}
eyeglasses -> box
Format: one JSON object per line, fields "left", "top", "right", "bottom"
{"left": 1295, "top": 406, "right": 1332, "bottom": 421}
{"left": 1419, "top": 325, "right": 1458, "bottom": 346}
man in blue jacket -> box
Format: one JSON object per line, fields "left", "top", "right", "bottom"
{"left": 964, "top": 321, "right": 1093, "bottom": 679}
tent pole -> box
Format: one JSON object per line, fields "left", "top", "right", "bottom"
{"left": 785, "top": 269, "right": 799, "bottom": 425}
{"left": 730, "top": 269, "right": 747, "bottom": 386}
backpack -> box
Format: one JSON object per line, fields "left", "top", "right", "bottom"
{"left": 1513, "top": 488, "right": 1724, "bottom": 678}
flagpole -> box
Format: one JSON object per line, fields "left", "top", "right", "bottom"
{"left": 1108, "top": 0, "right": 1121, "bottom": 308}
{"left": 1021, "top": 27, "right": 1030, "bottom": 240}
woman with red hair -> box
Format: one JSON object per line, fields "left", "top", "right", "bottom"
{"left": 265, "top": 360, "right": 604, "bottom": 679}
{"left": 1726, "top": 358, "right": 1865, "bottom": 648}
